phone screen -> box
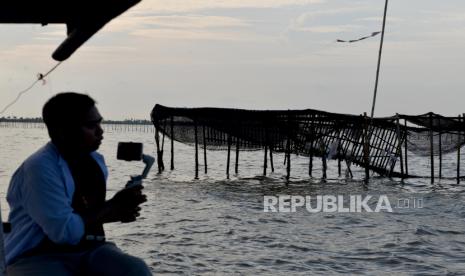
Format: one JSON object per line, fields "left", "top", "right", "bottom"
{"left": 117, "top": 142, "right": 143, "bottom": 161}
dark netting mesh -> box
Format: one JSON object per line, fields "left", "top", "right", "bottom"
{"left": 151, "top": 105, "right": 465, "bottom": 177}
{"left": 404, "top": 113, "right": 465, "bottom": 156}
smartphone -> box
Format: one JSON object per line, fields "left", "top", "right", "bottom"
{"left": 117, "top": 142, "right": 143, "bottom": 161}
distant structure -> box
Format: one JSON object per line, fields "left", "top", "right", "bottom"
{"left": 0, "top": 117, "right": 152, "bottom": 132}
{"left": 151, "top": 104, "right": 465, "bottom": 183}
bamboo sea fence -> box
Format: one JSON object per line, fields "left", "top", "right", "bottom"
{"left": 151, "top": 104, "right": 465, "bottom": 183}
{"left": 0, "top": 118, "right": 154, "bottom": 133}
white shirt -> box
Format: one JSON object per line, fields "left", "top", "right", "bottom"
{"left": 4, "top": 142, "right": 108, "bottom": 265}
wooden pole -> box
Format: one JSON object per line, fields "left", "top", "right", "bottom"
{"left": 370, "top": 0, "right": 389, "bottom": 118}
{"left": 286, "top": 112, "right": 291, "bottom": 182}
{"left": 342, "top": 127, "right": 354, "bottom": 178}
{"left": 353, "top": 123, "right": 367, "bottom": 159}
{"left": 194, "top": 121, "right": 199, "bottom": 179}
{"left": 384, "top": 129, "right": 396, "bottom": 171}
{"left": 439, "top": 131, "right": 442, "bottom": 179}
{"left": 269, "top": 147, "right": 274, "bottom": 172}
{"left": 337, "top": 144, "right": 341, "bottom": 176}
{"left": 286, "top": 139, "right": 291, "bottom": 181}
{"left": 160, "top": 125, "right": 166, "bottom": 171}
{"left": 155, "top": 128, "right": 163, "bottom": 173}
{"left": 203, "top": 125, "right": 207, "bottom": 174}
{"left": 345, "top": 159, "right": 353, "bottom": 178}
{"left": 263, "top": 145, "right": 268, "bottom": 176}
{"left": 322, "top": 143, "right": 327, "bottom": 179}
{"left": 395, "top": 115, "right": 404, "bottom": 177}
{"left": 264, "top": 125, "right": 268, "bottom": 176}
{"left": 372, "top": 127, "right": 384, "bottom": 168}
{"left": 235, "top": 138, "right": 239, "bottom": 174}
{"left": 457, "top": 115, "right": 461, "bottom": 184}
{"left": 309, "top": 114, "right": 314, "bottom": 177}
{"left": 226, "top": 134, "right": 231, "bottom": 179}
{"left": 170, "top": 116, "right": 174, "bottom": 170}
{"left": 404, "top": 119, "right": 409, "bottom": 176}
{"left": 363, "top": 113, "right": 370, "bottom": 182}
{"left": 429, "top": 113, "right": 434, "bottom": 183}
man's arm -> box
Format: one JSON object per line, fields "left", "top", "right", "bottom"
{"left": 22, "top": 160, "right": 147, "bottom": 245}
{"left": 80, "top": 184, "right": 146, "bottom": 225}
{"left": 22, "top": 161, "right": 85, "bottom": 245}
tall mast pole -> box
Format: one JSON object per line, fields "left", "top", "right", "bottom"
{"left": 370, "top": 0, "right": 389, "bottom": 118}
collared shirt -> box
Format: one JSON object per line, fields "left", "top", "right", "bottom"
{"left": 4, "top": 142, "right": 108, "bottom": 265}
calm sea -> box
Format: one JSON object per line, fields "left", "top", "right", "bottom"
{"left": 1, "top": 124, "right": 465, "bottom": 275}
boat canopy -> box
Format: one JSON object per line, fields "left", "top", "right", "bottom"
{"left": 0, "top": 0, "right": 141, "bottom": 61}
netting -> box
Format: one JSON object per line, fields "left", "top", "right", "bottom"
{"left": 151, "top": 104, "right": 465, "bottom": 178}
{"left": 404, "top": 113, "right": 465, "bottom": 156}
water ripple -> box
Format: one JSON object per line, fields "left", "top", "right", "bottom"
{"left": 2, "top": 127, "right": 465, "bottom": 275}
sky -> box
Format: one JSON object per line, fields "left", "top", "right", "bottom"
{"left": 0, "top": 0, "right": 464, "bottom": 120}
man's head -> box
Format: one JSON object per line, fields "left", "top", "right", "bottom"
{"left": 43, "top": 92, "right": 104, "bottom": 154}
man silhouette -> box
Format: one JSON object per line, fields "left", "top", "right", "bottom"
{"left": 5, "top": 92, "right": 152, "bottom": 275}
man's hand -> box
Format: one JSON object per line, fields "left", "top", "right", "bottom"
{"left": 107, "top": 185, "right": 147, "bottom": 223}
{"left": 81, "top": 185, "right": 147, "bottom": 226}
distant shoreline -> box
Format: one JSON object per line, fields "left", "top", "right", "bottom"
{"left": 0, "top": 117, "right": 152, "bottom": 125}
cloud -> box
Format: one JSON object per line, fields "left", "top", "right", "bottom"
{"left": 291, "top": 6, "right": 377, "bottom": 23}
{"left": 134, "top": 0, "right": 325, "bottom": 13}
{"left": 288, "top": 7, "right": 377, "bottom": 34}
{"left": 291, "top": 24, "right": 361, "bottom": 33}
{"left": 131, "top": 28, "right": 268, "bottom": 42}
{"left": 104, "top": 14, "right": 267, "bottom": 42}
{"left": 33, "top": 30, "right": 66, "bottom": 42}
{"left": 148, "top": 15, "right": 249, "bottom": 29}
{"left": 420, "top": 10, "right": 465, "bottom": 23}
{"left": 0, "top": 44, "right": 56, "bottom": 58}
{"left": 106, "top": 15, "right": 250, "bottom": 33}
{"left": 357, "top": 16, "right": 404, "bottom": 23}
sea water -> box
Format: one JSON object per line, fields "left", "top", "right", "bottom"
{"left": 1, "top": 125, "right": 465, "bottom": 275}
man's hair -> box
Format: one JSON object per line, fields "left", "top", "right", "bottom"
{"left": 42, "top": 92, "right": 96, "bottom": 139}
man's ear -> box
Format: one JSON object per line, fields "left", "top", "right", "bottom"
{"left": 50, "top": 128, "right": 67, "bottom": 145}
{"left": 56, "top": 126, "right": 79, "bottom": 141}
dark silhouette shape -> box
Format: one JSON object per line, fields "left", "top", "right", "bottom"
{"left": 0, "top": 0, "right": 141, "bottom": 61}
